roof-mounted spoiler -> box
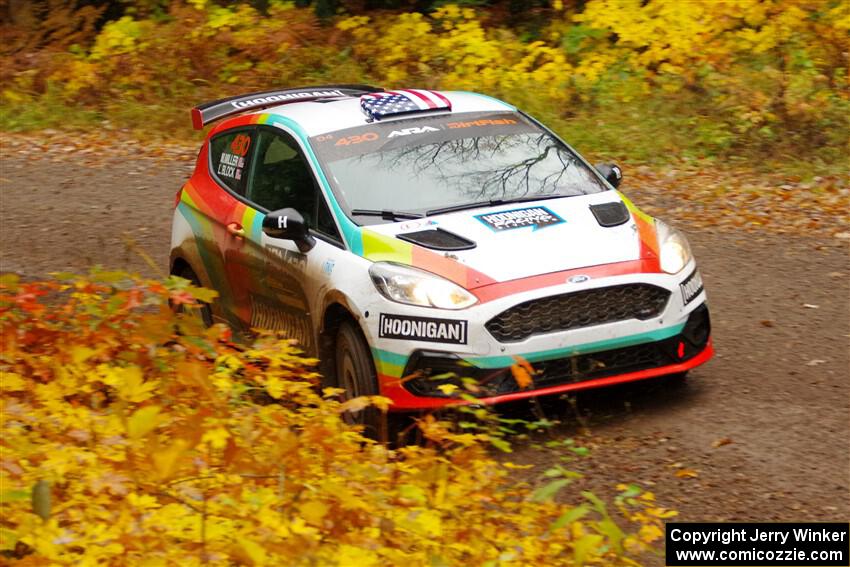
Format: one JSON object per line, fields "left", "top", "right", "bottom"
{"left": 191, "top": 84, "right": 384, "bottom": 130}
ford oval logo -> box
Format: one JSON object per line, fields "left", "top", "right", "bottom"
{"left": 569, "top": 275, "right": 591, "bottom": 284}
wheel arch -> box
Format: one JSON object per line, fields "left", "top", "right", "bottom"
{"left": 318, "top": 297, "right": 373, "bottom": 386}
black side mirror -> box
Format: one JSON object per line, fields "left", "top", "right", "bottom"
{"left": 595, "top": 163, "right": 623, "bottom": 188}
{"left": 262, "top": 208, "right": 316, "bottom": 253}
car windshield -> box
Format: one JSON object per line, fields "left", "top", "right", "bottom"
{"left": 311, "top": 112, "right": 607, "bottom": 224}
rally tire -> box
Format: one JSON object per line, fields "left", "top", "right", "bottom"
{"left": 173, "top": 265, "right": 213, "bottom": 328}
{"left": 335, "top": 321, "right": 401, "bottom": 441}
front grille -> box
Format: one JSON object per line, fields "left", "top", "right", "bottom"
{"left": 485, "top": 284, "right": 671, "bottom": 343}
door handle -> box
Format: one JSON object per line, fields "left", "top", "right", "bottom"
{"left": 226, "top": 222, "right": 245, "bottom": 237}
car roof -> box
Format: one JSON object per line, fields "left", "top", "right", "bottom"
{"left": 241, "top": 90, "right": 516, "bottom": 137}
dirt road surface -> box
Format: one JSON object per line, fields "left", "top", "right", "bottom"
{"left": 2, "top": 146, "right": 848, "bottom": 532}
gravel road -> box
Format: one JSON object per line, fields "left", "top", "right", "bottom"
{"left": 1, "top": 146, "right": 847, "bottom": 529}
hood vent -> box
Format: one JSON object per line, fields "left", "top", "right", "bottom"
{"left": 590, "top": 201, "right": 630, "bottom": 227}
{"left": 397, "top": 228, "right": 476, "bottom": 251}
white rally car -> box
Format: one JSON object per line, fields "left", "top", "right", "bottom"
{"left": 171, "top": 84, "right": 712, "bottom": 416}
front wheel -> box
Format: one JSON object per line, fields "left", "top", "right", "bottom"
{"left": 334, "top": 321, "right": 405, "bottom": 442}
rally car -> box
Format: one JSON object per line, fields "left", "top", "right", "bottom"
{"left": 171, "top": 84, "right": 712, "bottom": 416}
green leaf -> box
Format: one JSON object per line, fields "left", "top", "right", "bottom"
{"left": 531, "top": 478, "right": 570, "bottom": 502}
{"left": 1, "top": 489, "right": 30, "bottom": 503}
{"left": 0, "top": 273, "right": 20, "bottom": 288}
{"left": 551, "top": 505, "right": 589, "bottom": 530}
{"left": 489, "top": 436, "right": 512, "bottom": 453}
{"left": 31, "top": 480, "right": 51, "bottom": 521}
{"left": 582, "top": 490, "right": 608, "bottom": 515}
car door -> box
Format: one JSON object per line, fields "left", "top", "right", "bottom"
{"left": 204, "top": 127, "right": 257, "bottom": 328}
{"left": 228, "top": 126, "right": 345, "bottom": 355}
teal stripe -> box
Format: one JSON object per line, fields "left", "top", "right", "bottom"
{"left": 468, "top": 324, "right": 686, "bottom": 369}
{"left": 261, "top": 115, "right": 362, "bottom": 252}
{"left": 453, "top": 91, "right": 516, "bottom": 110}
{"left": 371, "top": 323, "right": 685, "bottom": 372}
{"left": 371, "top": 347, "right": 409, "bottom": 368}
{"left": 248, "top": 210, "right": 263, "bottom": 240}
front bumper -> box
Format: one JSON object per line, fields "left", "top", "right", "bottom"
{"left": 364, "top": 262, "right": 713, "bottom": 411}
{"left": 395, "top": 304, "right": 711, "bottom": 407}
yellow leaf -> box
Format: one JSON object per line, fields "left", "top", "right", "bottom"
{"left": 299, "top": 500, "right": 329, "bottom": 526}
{"left": 639, "top": 523, "right": 664, "bottom": 543}
{"left": 675, "top": 468, "right": 699, "bottom": 478}
{"left": 201, "top": 427, "right": 230, "bottom": 449}
{"left": 152, "top": 439, "right": 189, "bottom": 481}
{"left": 127, "top": 405, "right": 161, "bottom": 440}
{"left": 239, "top": 538, "right": 268, "bottom": 565}
{"left": 368, "top": 395, "right": 393, "bottom": 412}
{"left": 71, "top": 346, "right": 97, "bottom": 364}
{"left": 436, "top": 383, "right": 459, "bottom": 395}
{"left": 104, "top": 365, "right": 157, "bottom": 403}
{"left": 1, "top": 372, "right": 25, "bottom": 392}
{"left": 339, "top": 396, "right": 370, "bottom": 414}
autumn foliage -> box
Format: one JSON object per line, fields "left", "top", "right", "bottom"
{"left": 0, "top": 272, "right": 674, "bottom": 565}
{"left": 1, "top": 0, "right": 848, "bottom": 164}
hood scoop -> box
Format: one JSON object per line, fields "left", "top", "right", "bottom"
{"left": 397, "top": 228, "right": 476, "bottom": 251}
{"left": 590, "top": 201, "right": 630, "bottom": 227}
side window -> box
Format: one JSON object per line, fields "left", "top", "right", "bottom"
{"left": 209, "top": 130, "right": 254, "bottom": 194}
{"left": 247, "top": 129, "right": 341, "bottom": 240}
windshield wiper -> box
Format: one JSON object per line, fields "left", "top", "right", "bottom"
{"left": 350, "top": 209, "right": 423, "bottom": 221}
{"left": 426, "top": 194, "right": 567, "bottom": 217}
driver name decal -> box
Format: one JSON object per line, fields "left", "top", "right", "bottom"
{"left": 379, "top": 314, "right": 467, "bottom": 345}
{"left": 475, "top": 206, "right": 565, "bottom": 232}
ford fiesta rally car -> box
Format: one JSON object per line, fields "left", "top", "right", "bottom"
{"left": 171, "top": 84, "right": 712, "bottom": 414}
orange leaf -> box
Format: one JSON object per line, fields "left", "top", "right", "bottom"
{"left": 510, "top": 357, "right": 534, "bottom": 389}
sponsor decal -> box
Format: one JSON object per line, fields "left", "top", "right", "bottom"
{"left": 266, "top": 245, "right": 307, "bottom": 270}
{"left": 322, "top": 259, "right": 335, "bottom": 275}
{"left": 379, "top": 313, "right": 468, "bottom": 345}
{"left": 447, "top": 118, "right": 518, "bottom": 129}
{"left": 680, "top": 269, "right": 704, "bottom": 305}
{"left": 217, "top": 133, "right": 251, "bottom": 180}
{"left": 217, "top": 151, "right": 245, "bottom": 180}
{"left": 335, "top": 132, "right": 379, "bottom": 146}
{"left": 388, "top": 126, "right": 440, "bottom": 138}
{"left": 399, "top": 219, "right": 438, "bottom": 231}
{"left": 569, "top": 274, "right": 591, "bottom": 284}
{"left": 229, "top": 89, "right": 344, "bottom": 109}
{"left": 230, "top": 134, "right": 251, "bottom": 156}
{"left": 475, "top": 206, "right": 565, "bottom": 232}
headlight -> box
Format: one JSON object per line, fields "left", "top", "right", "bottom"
{"left": 656, "top": 220, "right": 693, "bottom": 274}
{"left": 369, "top": 262, "right": 478, "bottom": 309}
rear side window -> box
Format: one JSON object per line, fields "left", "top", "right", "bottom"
{"left": 209, "top": 130, "right": 254, "bottom": 194}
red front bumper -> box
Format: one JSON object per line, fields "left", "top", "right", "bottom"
{"left": 380, "top": 338, "right": 714, "bottom": 412}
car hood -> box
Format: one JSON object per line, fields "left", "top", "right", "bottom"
{"left": 359, "top": 192, "right": 659, "bottom": 285}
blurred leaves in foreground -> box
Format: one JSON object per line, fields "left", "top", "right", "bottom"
{"left": 0, "top": 0, "right": 847, "bottom": 168}
{"left": 0, "top": 270, "right": 672, "bottom": 564}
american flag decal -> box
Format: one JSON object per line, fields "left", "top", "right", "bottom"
{"left": 360, "top": 89, "right": 451, "bottom": 120}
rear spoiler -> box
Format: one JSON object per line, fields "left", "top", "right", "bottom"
{"left": 190, "top": 84, "right": 384, "bottom": 130}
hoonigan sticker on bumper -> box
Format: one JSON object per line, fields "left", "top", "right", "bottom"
{"left": 379, "top": 314, "right": 468, "bottom": 345}
{"left": 680, "top": 269, "right": 704, "bottom": 305}
{"left": 475, "top": 206, "right": 565, "bottom": 232}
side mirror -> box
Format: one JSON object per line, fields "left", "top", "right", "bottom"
{"left": 262, "top": 208, "right": 316, "bottom": 253}
{"left": 595, "top": 163, "right": 623, "bottom": 188}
